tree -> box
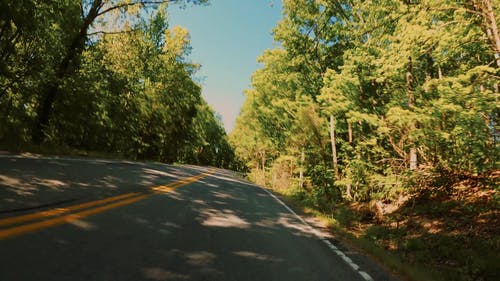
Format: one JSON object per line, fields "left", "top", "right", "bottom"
{"left": 232, "top": 0, "right": 499, "bottom": 205}
{"left": 33, "top": 0, "right": 209, "bottom": 143}
{"left": 1, "top": 0, "right": 239, "bottom": 169}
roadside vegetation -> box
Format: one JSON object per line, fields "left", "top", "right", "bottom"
{"left": 274, "top": 172, "right": 499, "bottom": 281}
{"left": 230, "top": 1, "right": 499, "bottom": 280}
{"left": 0, "top": 0, "right": 235, "bottom": 168}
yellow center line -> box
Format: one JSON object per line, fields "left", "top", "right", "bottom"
{"left": 152, "top": 170, "right": 214, "bottom": 193}
{"left": 0, "top": 168, "right": 214, "bottom": 240}
{"left": 0, "top": 194, "right": 149, "bottom": 240}
{"left": 0, "top": 192, "right": 140, "bottom": 227}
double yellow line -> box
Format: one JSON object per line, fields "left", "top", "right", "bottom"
{"left": 0, "top": 169, "right": 214, "bottom": 240}
{"left": 151, "top": 170, "right": 213, "bottom": 193}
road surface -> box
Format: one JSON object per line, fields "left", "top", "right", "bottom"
{"left": 0, "top": 154, "right": 397, "bottom": 281}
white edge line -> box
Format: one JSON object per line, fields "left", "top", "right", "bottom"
{"left": 359, "top": 271, "right": 375, "bottom": 281}
{"left": 259, "top": 186, "right": 375, "bottom": 281}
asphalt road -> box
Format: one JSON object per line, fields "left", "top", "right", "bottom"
{"left": 0, "top": 154, "right": 397, "bottom": 281}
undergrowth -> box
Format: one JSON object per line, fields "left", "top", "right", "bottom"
{"left": 265, "top": 171, "right": 500, "bottom": 281}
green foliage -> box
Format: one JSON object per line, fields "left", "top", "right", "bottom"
{"left": 0, "top": 0, "right": 236, "bottom": 167}
{"left": 231, "top": 0, "right": 499, "bottom": 212}
{"left": 179, "top": 102, "right": 235, "bottom": 168}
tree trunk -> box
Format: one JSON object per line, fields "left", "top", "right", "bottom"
{"left": 346, "top": 119, "right": 352, "bottom": 199}
{"left": 482, "top": 0, "right": 500, "bottom": 99}
{"left": 409, "top": 147, "right": 417, "bottom": 170}
{"left": 330, "top": 114, "right": 339, "bottom": 179}
{"left": 33, "top": 0, "right": 103, "bottom": 143}
{"left": 483, "top": 0, "right": 500, "bottom": 67}
{"left": 407, "top": 57, "right": 418, "bottom": 170}
{"left": 406, "top": 57, "right": 415, "bottom": 108}
{"left": 345, "top": 183, "right": 352, "bottom": 199}
{"left": 261, "top": 150, "right": 266, "bottom": 172}
{"left": 299, "top": 148, "right": 305, "bottom": 188}
{"left": 348, "top": 120, "right": 353, "bottom": 144}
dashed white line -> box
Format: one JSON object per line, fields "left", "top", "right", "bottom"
{"left": 260, "top": 186, "right": 375, "bottom": 281}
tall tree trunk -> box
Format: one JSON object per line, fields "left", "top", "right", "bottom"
{"left": 33, "top": 0, "right": 103, "bottom": 143}
{"left": 348, "top": 120, "right": 353, "bottom": 144}
{"left": 261, "top": 149, "right": 266, "bottom": 184}
{"left": 483, "top": 0, "right": 500, "bottom": 101}
{"left": 299, "top": 148, "right": 305, "bottom": 188}
{"left": 330, "top": 114, "right": 339, "bottom": 179}
{"left": 346, "top": 119, "right": 352, "bottom": 199}
{"left": 483, "top": 0, "right": 500, "bottom": 67}
{"left": 407, "top": 57, "right": 418, "bottom": 170}
{"left": 406, "top": 57, "right": 415, "bottom": 108}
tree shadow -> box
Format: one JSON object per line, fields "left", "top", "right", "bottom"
{"left": 0, "top": 161, "right": 367, "bottom": 280}
{"left": 106, "top": 171, "right": 366, "bottom": 281}
{"left": 0, "top": 156, "right": 201, "bottom": 214}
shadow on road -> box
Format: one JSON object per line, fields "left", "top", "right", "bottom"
{"left": 0, "top": 160, "right": 369, "bottom": 281}
{"left": 96, "top": 168, "right": 362, "bottom": 281}
{"left": 0, "top": 156, "right": 201, "bottom": 214}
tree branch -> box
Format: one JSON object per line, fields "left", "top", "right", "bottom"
{"left": 96, "top": 1, "right": 169, "bottom": 17}
{"left": 88, "top": 27, "right": 142, "bottom": 36}
{"left": 428, "top": 6, "right": 485, "bottom": 17}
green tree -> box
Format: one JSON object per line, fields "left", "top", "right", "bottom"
{"left": 1, "top": 0, "right": 239, "bottom": 168}
{"left": 29, "top": 0, "right": 208, "bottom": 143}
{"left": 233, "top": 0, "right": 499, "bottom": 205}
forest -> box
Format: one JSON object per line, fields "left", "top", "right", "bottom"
{"left": 229, "top": 0, "right": 499, "bottom": 280}
{"left": 0, "top": 0, "right": 234, "bottom": 167}
{"left": 231, "top": 0, "right": 498, "bottom": 207}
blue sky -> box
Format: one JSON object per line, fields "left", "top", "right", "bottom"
{"left": 168, "top": 0, "right": 283, "bottom": 133}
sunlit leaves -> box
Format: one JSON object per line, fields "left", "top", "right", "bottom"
{"left": 232, "top": 0, "right": 499, "bottom": 205}
{"left": 164, "top": 26, "right": 191, "bottom": 58}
